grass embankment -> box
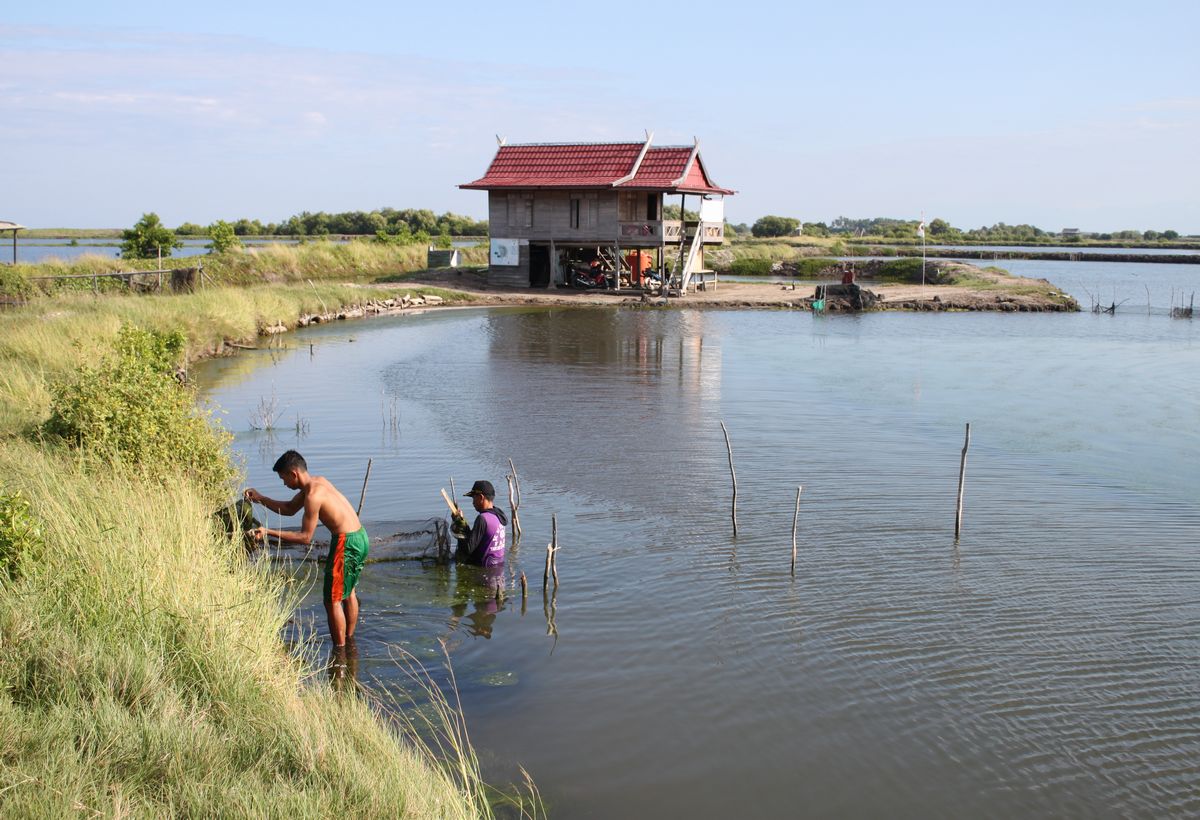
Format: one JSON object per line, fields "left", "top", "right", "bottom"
{"left": 0, "top": 274, "right": 524, "bottom": 815}
{"left": 2, "top": 240, "right": 488, "bottom": 299}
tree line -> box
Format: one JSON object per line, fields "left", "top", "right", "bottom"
{"left": 745, "top": 214, "right": 1185, "bottom": 242}
{"left": 174, "top": 209, "right": 488, "bottom": 238}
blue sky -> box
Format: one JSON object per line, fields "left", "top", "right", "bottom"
{"left": 2, "top": 1, "right": 1197, "bottom": 232}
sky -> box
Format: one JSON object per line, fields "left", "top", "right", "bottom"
{"left": 2, "top": 0, "right": 1198, "bottom": 232}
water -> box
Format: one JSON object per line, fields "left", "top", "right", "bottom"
{"left": 197, "top": 270, "right": 1200, "bottom": 818}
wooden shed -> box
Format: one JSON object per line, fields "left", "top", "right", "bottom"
{"left": 460, "top": 134, "right": 734, "bottom": 291}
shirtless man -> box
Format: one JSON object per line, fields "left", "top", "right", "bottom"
{"left": 244, "top": 450, "right": 369, "bottom": 647}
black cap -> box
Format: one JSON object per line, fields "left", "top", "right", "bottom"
{"left": 464, "top": 480, "right": 495, "bottom": 500}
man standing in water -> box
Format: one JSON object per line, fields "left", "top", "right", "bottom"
{"left": 244, "top": 450, "right": 369, "bottom": 647}
{"left": 451, "top": 480, "right": 507, "bottom": 566}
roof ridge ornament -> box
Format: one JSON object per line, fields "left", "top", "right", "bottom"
{"left": 611, "top": 131, "right": 655, "bottom": 187}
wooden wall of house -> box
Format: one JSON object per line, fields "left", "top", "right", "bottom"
{"left": 487, "top": 241, "right": 529, "bottom": 288}
{"left": 487, "top": 190, "right": 626, "bottom": 243}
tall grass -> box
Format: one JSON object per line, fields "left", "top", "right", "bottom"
{"left": 3, "top": 241, "right": 488, "bottom": 297}
{"left": 0, "top": 440, "right": 496, "bottom": 817}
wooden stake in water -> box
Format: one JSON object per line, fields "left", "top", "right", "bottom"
{"left": 955, "top": 423, "right": 970, "bottom": 541}
{"left": 791, "top": 485, "right": 803, "bottom": 576}
{"left": 720, "top": 421, "right": 739, "bottom": 537}
{"left": 508, "top": 457, "right": 523, "bottom": 541}
{"left": 506, "top": 475, "right": 519, "bottom": 544}
{"left": 550, "top": 514, "right": 560, "bottom": 587}
{"left": 356, "top": 458, "right": 373, "bottom": 516}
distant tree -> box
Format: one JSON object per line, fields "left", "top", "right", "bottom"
{"left": 206, "top": 220, "right": 241, "bottom": 254}
{"left": 121, "top": 213, "right": 182, "bottom": 260}
{"left": 801, "top": 221, "right": 830, "bottom": 237}
{"left": 434, "top": 227, "right": 453, "bottom": 249}
{"left": 1142, "top": 230, "right": 1160, "bottom": 241}
{"left": 1162, "top": 229, "right": 1179, "bottom": 240}
{"left": 175, "top": 222, "right": 205, "bottom": 236}
{"left": 928, "top": 218, "right": 951, "bottom": 236}
{"left": 751, "top": 215, "right": 801, "bottom": 237}
{"left": 232, "top": 218, "right": 265, "bottom": 236}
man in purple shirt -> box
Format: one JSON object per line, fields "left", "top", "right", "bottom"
{"left": 452, "top": 479, "right": 508, "bottom": 566}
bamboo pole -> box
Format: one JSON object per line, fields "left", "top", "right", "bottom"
{"left": 720, "top": 421, "right": 738, "bottom": 537}
{"left": 449, "top": 477, "right": 457, "bottom": 501}
{"left": 356, "top": 458, "right": 373, "bottom": 516}
{"left": 543, "top": 541, "right": 552, "bottom": 589}
{"left": 791, "top": 485, "right": 803, "bottom": 576}
{"left": 955, "top": 423, "right": 970, "bottom": 540}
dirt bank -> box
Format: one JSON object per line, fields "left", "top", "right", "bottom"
{"left": 380, "top": 266, "right": 1079, "bottom": 313}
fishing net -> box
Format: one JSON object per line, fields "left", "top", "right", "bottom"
{"left": 268, "top": 516, "right": 453, "bottom": 564}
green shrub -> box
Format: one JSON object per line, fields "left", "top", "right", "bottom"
{"left": 791, "top": 257, "right": 839, "bottom": 277}
{"left": 0, "top": 265, "right": 31, "bottom": 299}
{"left": 876, "top": 258, "right": 959, "bottom": 285}
{"left": 729, "top": 258, "right": 775, "bottom": 276}
{"left": 0, "top": 489, "right": 41, "bottom": 580}
{"left": 42, "top": 325, "right": 234, "bottom": 493}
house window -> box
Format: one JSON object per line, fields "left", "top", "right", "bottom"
{"left": 646, "top": 194, "right": 659, "bottom": 221}
{"left": 523, "top": 196, "right": 533, "bottom": 228}
{"left": 587, "top": 197, "right": 599, "bottom": 228}
{"left": 570, "top": 197, "right": 582, "bottom": 229}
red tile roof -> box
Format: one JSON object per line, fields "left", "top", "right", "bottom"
{"left": 460, "top": 139, "right": 733, "bottom": 195}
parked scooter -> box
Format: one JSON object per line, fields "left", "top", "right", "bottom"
{"left": 570, "top": 265, "right": 611, "bottom": 289}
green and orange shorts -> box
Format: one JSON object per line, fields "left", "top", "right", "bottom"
{"left": 324, "top": 528, "right": 369, "bottom": 602}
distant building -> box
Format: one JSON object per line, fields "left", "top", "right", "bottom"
{"left": 1061, "top": 228, "right": 1081, "bottom": 238}
{"left": 460, "top": 135, "right": 734, "bottom": 290}
{"left": 0, "top": 220, "right": 25, "bottom": 265}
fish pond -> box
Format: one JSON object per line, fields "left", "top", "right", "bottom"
{"left": 197, "top": 271, "right": 1199, "bottom": 818}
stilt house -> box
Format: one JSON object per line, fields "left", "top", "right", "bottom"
{"left": 460, "top": 134, "right": 734, "bottom": 291}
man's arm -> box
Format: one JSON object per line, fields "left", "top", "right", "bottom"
{"left": 244, "top": 487, "right": 304, "bottom": 517}
{"left": 253, "top": 488, "right": 322, "bottom": 546}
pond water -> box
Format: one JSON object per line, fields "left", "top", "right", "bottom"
{"left": 197, "top": 269, "right": 1199, "bottom": 818}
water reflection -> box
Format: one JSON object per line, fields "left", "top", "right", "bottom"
{"left": 445, "top": 564, "right": 507, "bottom": 641}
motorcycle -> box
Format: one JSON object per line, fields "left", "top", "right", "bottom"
{"left": 570, "top": 265, "right": 611, "bottom": 289}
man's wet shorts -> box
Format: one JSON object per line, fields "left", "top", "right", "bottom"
{"left": 324, "top": 528, "right": 369, "bottom": 601}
